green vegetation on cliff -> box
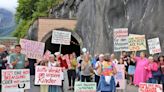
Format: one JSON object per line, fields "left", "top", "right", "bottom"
{"left": 14, "top": 0, "right": 62, "bottom": 38}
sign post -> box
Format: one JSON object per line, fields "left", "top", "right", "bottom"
{"left": 51, "top": 30, "right": 71, "bottom": 54}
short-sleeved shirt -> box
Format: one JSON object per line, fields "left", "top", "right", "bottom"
{"left": 10, "top": 53, "right": 26, "bottom": 69}
{"left": 101, "top": 61, "right": 115, "bottom": 76}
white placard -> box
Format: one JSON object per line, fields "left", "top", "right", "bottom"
{"left": 148, "top": 38, "right": 161, "bottom": 54}
{"left": 113, "top": 28, "right": 129, "bottom": 52}
{"left": 2, "top": 69, "right": 30, "bottom": 92}
{"left": 51, "top": 30, "right": 71, "bottom": 45}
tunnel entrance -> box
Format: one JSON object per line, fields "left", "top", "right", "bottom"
{"left": 42, "top": 29, "right": 81, "bottom": 56}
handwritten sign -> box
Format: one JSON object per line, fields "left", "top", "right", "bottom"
{"left": 148, "top": 38, "right": 161, "bottom": 54}
{"left": 2, "top": 69, "right": 30, "bottom": 92}
{"left": 74, "top": 82, "right": 96, "bottom": 92}
{"left": 113, "top": 28, "right": 129, "bottom": 52}
{"left": 51, "top": 30, "right": 71, "bottom": 45}
{"left": 128, "top": 35, "right": 146, "bottom": 51}
{"left": 35, "top": 66, "right": 62, "bottom": 85}
{"left": 115, "top": 65, "right": 125, "bottom": 89}
{"left": 20, "top": 39, "right": 45, "bottom": 59}
{"left": 0, "top": 37, "right": 18, "bottom": 51}
{"left": 139, "top": 83, "right": 163, "bottom": 92}
{"left": 43, "top": 50, "right": 51, "bottom": 60}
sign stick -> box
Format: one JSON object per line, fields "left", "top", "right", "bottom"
{"left": 59, "top": 44, "right": 62, "bottom": 54}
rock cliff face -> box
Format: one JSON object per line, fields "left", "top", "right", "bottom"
{"left": 77, "top": 0, "right": 164, "bottom": 55}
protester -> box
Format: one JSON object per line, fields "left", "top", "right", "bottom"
{"left": 128, "top": 54, "right": 136, "bottom": 85}
{"left": 158, "top": 56, "right": 164, "bottom": 91}
{"left": 48, "top": 54, "right": 61, "bottom": 92}
{"left": 97, "top": 54, "right": 117, "bottom": 92}
{"left": 133, "top": 52, "right": 149, "bottom": 86}
{"left": 120, "top": 51, "right": 129, "bottom": 79}
{"left": 10, "top": 45, "right": 29, "bottom": 69}
{"left": 111, "top": 53, "right": 118, "bottom": 65}
{"left": 94, "top": 54, "right": 104, "bottom": 86}
{"left": 35, "top": 59, "right": 48, "bottom": 92}
{"left": 6, "top": 46, "right": 15, "bottom": 69}
{"left": 67, "top": 53, "right": 77, "bottom": 90}
{"left": 145, "top": 56, "right": 158, "bottom": 83}
{"left": 76, "top": 52, "right": 83, "bottom": 81}
{"left": 0, "top": 45, "right": 8, "bottom": 92}
{"left": 81, "top": 54, "right": 92, "bottom": 82}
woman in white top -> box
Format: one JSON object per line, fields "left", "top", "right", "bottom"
{"left": 48, "top": 55, "right": 61, "bottom": 92}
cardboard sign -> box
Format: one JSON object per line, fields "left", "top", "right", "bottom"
{"left": 74, "top": 82, "right": 96, "bottom": 92}
{"left": 1, "top": 69, "right": 30, "bottom": 92}
{"left": 113, "top": 28, "right": 129, "bottom": 52}
{"left": 139, "top": 83, "right": 163, "bottom": 92}
{"left": 35, "top": 66, "right": 62, "bottom": 85}
{"left": 148, "top": 38, "right": 161, "bottom": 54}
{"left": 20, "top": 39, "right": 45, "bottom": 59}
{"left": 115, "top": 65, "right": 126, "bottom": 89}
{"left": 51, "top": 30, "right": 71, "bottom": 45}
{"left": 0, "top": 37, "right": 18, "bottom": 51}
{"left": 43, "top": 50, "right": 51, "bottom": 60}
{"left": 128, "top": 35, "right": 146, "bottom": 51}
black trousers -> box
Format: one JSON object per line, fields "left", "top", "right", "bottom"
{"left": 95, "top": 75, "right": 100, "bottom": 86}
{"left": 81, "top": 75, "right": 91, "bottom": 82}
{"left": 67, "top": 69, "right": 76, "bottom": 87}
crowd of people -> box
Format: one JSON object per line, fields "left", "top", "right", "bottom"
{"left": 0, "top": 44, "right": 164, "bottom": 92}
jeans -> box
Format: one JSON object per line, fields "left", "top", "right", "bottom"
{"left": 67, "top": 69, "right": 76, "bottom": 87}
{"left": 97, "top": 76, "right": 116, "bottom": 92}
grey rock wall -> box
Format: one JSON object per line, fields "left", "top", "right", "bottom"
{"left": 77, "top": 0, "right": 164, "bottom": 55}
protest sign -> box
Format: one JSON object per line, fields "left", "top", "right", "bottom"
{"left": 0, "top": 37, "right": 18, "bottom": 51}
{"left": 35, "top": 66, "right": 62, "bottom": 85}
{"left": 43, "top": 50, "right": 51, "bottom": 60}
{"left": 148, "top": 38, "right": 161, "bottom": 54}
{"left": 20, "top": 39, "right": 45, "bottom": 59}
{"left": 128, "top": 35, "right": 146, "bottom": 51}
{"left": 74, "top": 82, "right": 96, "bottom": 92}
{"left": 139, "top": 83, "right": 163, "bottom": 92}
{"left": 113, "top": 28, "right": 129, "bottom": 52}
{"left": 1, "top": 69, "right": 30, "bottom": 92}
{"left": 51, "top": 30, "right": 71, "bottom": 45}
{"left": 115, "top": 65, "right": 126, "bottom": 90}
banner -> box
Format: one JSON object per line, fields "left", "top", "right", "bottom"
{"left": 128, "top": 35, "right": 146, "bottom": 51}
{"left": 148, "top": 38, "right": 161, "bottom": 54}
{"left": 74, "top": 82, "right": 96, "bottom": 92}
{"left": 35, "top": 66, "right": 62, "bottom": 85}
{"left": 139, "top": 83, "right": 163, "bottom": 92}
{"left": 2, "top": 69, "right": 30, "bottom": 92}
{"left": 20, "top": 39, "right": 45, "bottom": 59}
{"left": 113, "top": 28, "right": 129, "bottom": 52}
{"left": 51, "top": 30, "right": 71, "bottom": 45}
{"left": 0, "top": 37, "right": 18, "bottom": 51}
{"left": 115, "top": 65, "right": 126, "bottom": 89}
